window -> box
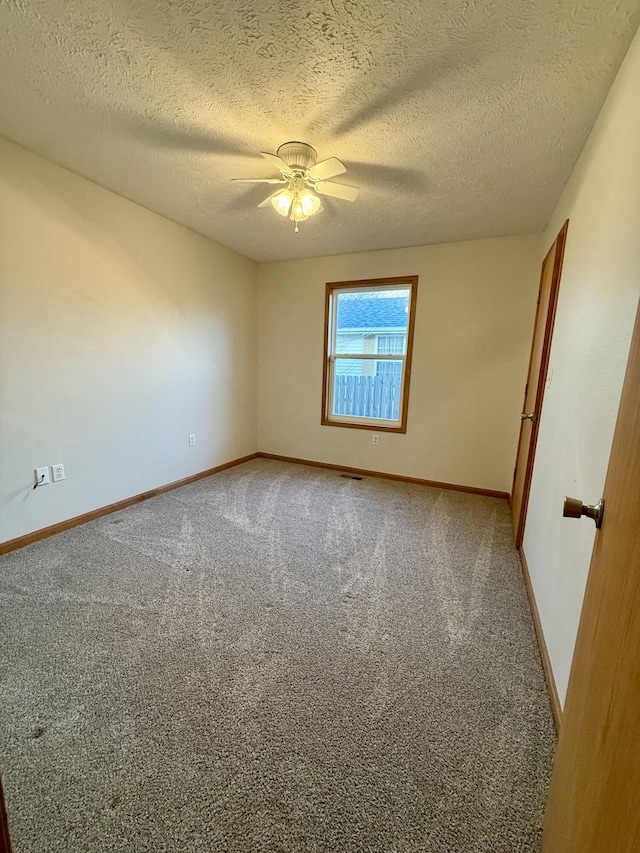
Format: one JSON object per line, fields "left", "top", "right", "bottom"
{"left": 322, "top": 276, "right": 418, "bottom": 432}
{"left": 375, "top": 360, "right": 402, "bottom": 378}
{"left": 376, "top": 335, "right": 405, "bottom": 354}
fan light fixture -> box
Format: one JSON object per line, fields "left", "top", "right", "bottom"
{"left": 271, "top": 182, "right": 322, "bottom": 229}
{"left": 232, "top": 142, "right": 359, "bottom": 234}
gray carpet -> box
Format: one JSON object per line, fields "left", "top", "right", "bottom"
{"left": 0, "top": 459, "right": 555, "bottom": 852}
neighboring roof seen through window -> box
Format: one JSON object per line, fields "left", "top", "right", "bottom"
{"left": 336, "top": 292, "right": 409, "bottom": 332}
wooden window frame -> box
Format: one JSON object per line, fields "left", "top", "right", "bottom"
{"left": 321, "top": 275, "right": 418, "bottom": 433}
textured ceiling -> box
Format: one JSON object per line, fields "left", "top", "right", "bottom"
{"left": 1, "top": 1, "right": 639, "bottom": 262}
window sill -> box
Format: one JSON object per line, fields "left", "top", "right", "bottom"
{"left": 321, "top": 416, "right": 407, "bottom": 434}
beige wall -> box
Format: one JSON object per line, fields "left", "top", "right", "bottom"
{"left": 0, "top": 139, "right": 258, "bottom": 543}
{"left": 523, "top": 27, "right": 640, "bottom": 707}
{"left": 258, "top": 236, "right": 541, "bottom": 493}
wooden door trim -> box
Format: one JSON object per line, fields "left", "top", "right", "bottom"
{"left": 513, "top": 220, "right": 569, "bottom": 547}
{"left": 518, "top": 547, "right": 562, "bottom": 731}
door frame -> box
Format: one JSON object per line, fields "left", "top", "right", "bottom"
{"left": 512, "top": 220, "right": 568, "bottom": 547}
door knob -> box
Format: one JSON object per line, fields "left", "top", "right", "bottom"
{"left": 521, "top": 412, "right": 537, "bottom": 421}
{"left": 563, "top": 496, "right": 605, "bottom": 528}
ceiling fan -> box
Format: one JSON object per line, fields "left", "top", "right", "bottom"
{"left": 232, "top": 141, "right": 359, "bottom": 232}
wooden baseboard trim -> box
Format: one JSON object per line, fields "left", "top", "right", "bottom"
{"left": 0, "top": 453, "right": 259, "bottom": 556}
{"left": 518, "top": 546, "right": 563, "bottom": 732}
{"left": 0, "top": 775, "right": 12, "bottom": 853}
{"left": 256, "top": 453, "right": 509, "bottom": 500}
{"left": 1, "top": 451, "right": 509, "bottom": 554}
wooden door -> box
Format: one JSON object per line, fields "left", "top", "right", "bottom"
{"left": 542, "top": 297, "right": 640, "bottom": 851}
{"left": 511, "top": 221, "right": 568, "bottom": 546}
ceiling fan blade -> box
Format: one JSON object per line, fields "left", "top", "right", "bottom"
{"left": 261, "top": 152, "right": 292, "bottom": 173}
{"left": 258, "top": 189, "right": 284, "bottom": 208}
{"left": 307, "top": 157, "right": 347, "bottom": 181}
{"left": 314, "top": 181, "right": 359, "bottom": 201}
{"left": 231, "top": 178, "right": 287, "bottom": 184}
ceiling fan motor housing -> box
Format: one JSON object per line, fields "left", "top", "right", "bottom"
{"left": 277, "top": 141, "right": 317, "bottom": 172}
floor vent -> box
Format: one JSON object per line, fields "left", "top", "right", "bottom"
{"left": 339, "top": 474, "right": 363, "bottom": 480}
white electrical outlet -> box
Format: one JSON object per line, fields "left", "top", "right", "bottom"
{"left": 189, "top": 434, "right": 196, "bottom": 447}
{"left": 372, "top": 434, "right": 380, "bottom": 446}
{"left": 35, "top": 467, "right": 50, "bottom": 487}
{"left": 51, "top": 463, "right": 65, "bottom": 482}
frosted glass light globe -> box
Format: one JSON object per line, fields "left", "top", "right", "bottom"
{"left": 271, "top": 189, "right": 293, "bottom": 217}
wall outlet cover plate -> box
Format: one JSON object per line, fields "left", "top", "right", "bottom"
{"left": 51, "top": 463, "right": 65, "bottom": 482}
{"left": 35, "top": 467, "right": 50, "bottom": 486}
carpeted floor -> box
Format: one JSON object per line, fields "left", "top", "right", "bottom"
{"left": 0, "top": 458, "right": 556, "bottom": 852}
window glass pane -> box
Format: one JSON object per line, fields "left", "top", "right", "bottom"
{"left": 335, "top": 288, "right": 410, "bottom": 353}
{"left": 336, "top": 333, "right": 365, "bottom": 355}
{"left": 332, "top": 359, "right": 402, "bottom": 421}
{"left": 376, "top": 334, "right": 405, "bottom": 354}
{"left": 375, "top": 360, "right": 402, "bottom": 377}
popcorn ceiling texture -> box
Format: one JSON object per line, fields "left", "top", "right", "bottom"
{"left": 0, "top": 0, "right": 639, "bottom": 261}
